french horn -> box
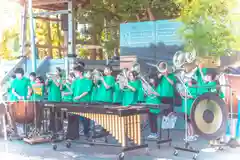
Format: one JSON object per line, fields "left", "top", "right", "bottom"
{"left": 91, "top": 69, "right": 103, "bottom": 81}
{"left": 117, "top": 69, "right": 128, "bottom": 90}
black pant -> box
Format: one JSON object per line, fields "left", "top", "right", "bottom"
{"left": 149, "top": 113, "right": 158, "bottom": 133}
{"left": 161, "top": 97, "right": 174, "bottom": 114}
{"left": 66, "top": 114, "right": 90, "bottom": 140}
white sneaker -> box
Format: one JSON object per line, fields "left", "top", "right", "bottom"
{"left": 147, "top": 133, "right": 158, "bottom": 139}
{"left": 184, "top": 136, "right": 197, "bottom": 142}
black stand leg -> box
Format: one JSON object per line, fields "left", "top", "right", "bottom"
{"left": 157, "top": 128, "right": 172, "bottom": 149}
{"left": 173, "top": 142, "right": 200, "bottom": 160}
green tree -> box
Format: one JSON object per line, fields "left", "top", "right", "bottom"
{"left": 177, "top": 0, "right": 236, "bottom": 57}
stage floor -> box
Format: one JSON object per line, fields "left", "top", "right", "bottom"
{"left": 0, "top": 130, "right": 239, "bottom": 160}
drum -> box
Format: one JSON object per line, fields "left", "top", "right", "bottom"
{"left": 220, "top": 74, "right": 240, "bottom": 117}
{"left": 9, "top": 101, "right": 37, "bottom": 124}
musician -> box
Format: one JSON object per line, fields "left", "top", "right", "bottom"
{"left": 91, "top": 70, "right": 99, "bottom": 103}
{"left": 62, "top": 72, "right": 75, "bottom": 102}
{"left": 29, "top": 72, "right": 37, "bottom": 85}
{"left": 113, "top": 74, "right": 123, "bottom": 104}
{"left": 7, "top": 75, "right": 16, "bottom": 101}
{"left": 10, "top": 68, "right": 31, "bottom": 136}
{"left": 145, "top": 76, "right": 161, "bottom": 139}
{"left": 96, "top": 66, "right": 115, "bottom": 103}
{"left": 122, "top": 71, "right": 139, "bottom": 106}
{"left": 157, "top": 62, "right": 176, "bottom": 108}
{"left": 11, "top": 68, "right": 31, "bottom": 100}
{"left": 70, "top": 65, "right": 92, "bottom": 138}
{"left": 181, "top": 80, "right": 198, "bottom": 141}
{"left": 45, "top": 68, "right": 62, "bottom": 102}
{"left": 195, "top": 63, "right": 208, "bottom": 85}
{"left": 30, "top": 76, "right": 45, "bottom": 101}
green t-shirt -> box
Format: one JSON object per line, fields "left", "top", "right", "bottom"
{"left": 7, "top": 79, "right": 15, "bottom": 101}
{"left": 30, "top": 82, "right": 44, "bottom": 101}
{"left": 200, "top": 81, "right": 224, "bottom": 98}
{"left": 113, "top": 83, "right": 123, "bottom": 103}
{"left": 181, "top": 83, "right": 198, "bottom": 115}
{"left": 96, "top": 75, "right": 115, "bottom": 103}
{"left": 122, "top": 80, "right": 139, "bottom": 106}
{"left": 137, "top": 80, "right": 145, "bottom": 102}
{"left": 145, "top": 86, "right": 161, "bottom": 114}
{"left": 157, "top": 73, "right": 176, "bottom": 97}
{"left": 47, "top": 79, "right": 62, "bottom": 102}
{"left": 196, "top": 67, "right": 208, "bottom": 86}
{"left": 91, "top": 84, "right": 98, "bottom": 103}
{"left": 62, "top": 82, "right": 72, "bottom": 102}
{"left": 11, "top": 77, "right": 31, "bottom": 101}
{"left": 71, "top": 77, "right": 92, "bottom": 103}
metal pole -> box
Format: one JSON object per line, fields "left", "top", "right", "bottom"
{"left": 66, "top": 0, "right": 75, "bottom": 77}
{"left": 28, "top": 0, "right": 37, "bottom": 72}
{"left": 20, "top": 3, "right": 27, "bottom": 57}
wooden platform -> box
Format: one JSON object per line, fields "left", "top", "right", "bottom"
{"left": 23, "top": 136, "right": 51, "bottom": 144}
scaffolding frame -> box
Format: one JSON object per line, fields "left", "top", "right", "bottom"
{"left": 20, "top": 0, "right": 85, "bottom": 76}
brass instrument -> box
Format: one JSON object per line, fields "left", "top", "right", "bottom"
{"left": 131, "top": 62, "right": 140, "bottom": 74}
{"left": 173, "top": 50, "right": 197, "bottom": 69}
{"left": 146, "top": 61, "right": 168, "bottom": 73}
{"left": 84, "top": 71, "right": 92, "bottom": 79}
{"left": 91, "top": 69, "right": 103, "bottom": 81}
{"left": 117, "top": 69, "right": 129, "bottom": 90}
{"left": 46, "top": 73, "right": 58, "bottom": 79}
{"left": 131, "top": 62, "right": 159, "bottom": 97}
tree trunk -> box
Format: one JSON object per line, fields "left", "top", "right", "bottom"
{"left": 146, "top": 7, "right": 156, "bottom": 21}
{"left": 98, "top": 49, "right": 103, "bottom": 60}
{"left": 136, "top": 15, "right": 141, "bottom": 22}
{"left": 90, "top": 34, "right": 97, "bottom": 60}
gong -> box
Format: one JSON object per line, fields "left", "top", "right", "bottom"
{"left": 190, "top": 92, "right": 228, "bottom": 140}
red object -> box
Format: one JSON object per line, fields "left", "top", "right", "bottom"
{"left": 223, "top": 74, "right": 239, "bottom": 115}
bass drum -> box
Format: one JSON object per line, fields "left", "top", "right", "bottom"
{"left": 190, "top": 92, "right": 228, "bottom": 140}
{"left": 9, "top": 101, "right": 37, "bottom": 124}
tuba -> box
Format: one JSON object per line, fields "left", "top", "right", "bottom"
{"left": 173, "top": 50, "right": 197, "bottom": 69}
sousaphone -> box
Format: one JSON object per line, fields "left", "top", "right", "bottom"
{"left": 190, "top": 92, "right": 228, "bottom": 140}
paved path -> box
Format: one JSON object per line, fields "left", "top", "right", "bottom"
{"left": 0, "top": 130, "right": 240, "bottom": 160}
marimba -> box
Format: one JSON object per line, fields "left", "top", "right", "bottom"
{"left": 42, "top": 102, "right": 149, "bottom": 159}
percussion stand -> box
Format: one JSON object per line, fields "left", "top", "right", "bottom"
{"left": 173, "top": 90, "right": 199, "bottom": 160}
{"left": 227, "top": 88, "right": 239, "bottom": 148}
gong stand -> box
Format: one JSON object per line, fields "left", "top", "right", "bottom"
{"left": 173, "top": 89, "right": 199, "bottom": 160}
